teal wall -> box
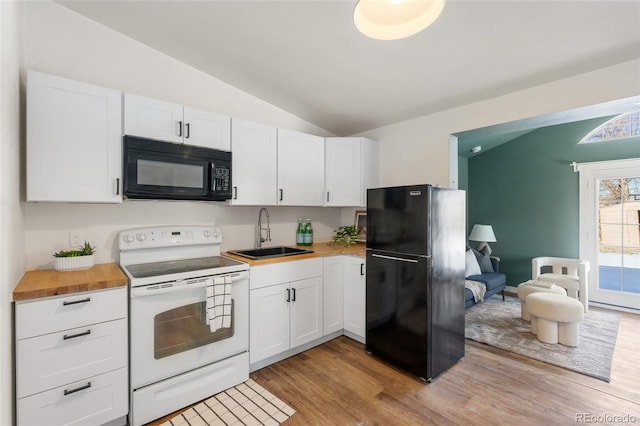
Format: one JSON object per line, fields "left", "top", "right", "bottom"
{"left": 467, "top": 117, "right": 640, "bottom": 286}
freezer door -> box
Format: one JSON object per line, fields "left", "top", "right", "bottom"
{"left": 366, "top": 185, "right": 430, "bottom": 256}
{"left": 365, "top": 250, "right": 431, "bottom": 380}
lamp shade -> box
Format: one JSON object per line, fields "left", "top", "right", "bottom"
{"left": 468, "top": 224, "right": 496, "bottom": 243}
{"left": 353, "top": 0, "right": 446, "bottom": 41}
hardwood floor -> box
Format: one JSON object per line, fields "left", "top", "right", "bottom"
{"left": 149, "top": 311, "right": 640, "bottom": 425}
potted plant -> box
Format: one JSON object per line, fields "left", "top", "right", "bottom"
{"left": 328, "top": 225, "right": 360, "bottom": 247}
{"left": 54, "top": 241, "right": 96, "bottom": 271}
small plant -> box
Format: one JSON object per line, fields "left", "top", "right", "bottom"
{"left": 329, "top": 225, "right": 360, "bottom": 247}
{"left": 54, "top": 241, "right": 96, "bottom": 258}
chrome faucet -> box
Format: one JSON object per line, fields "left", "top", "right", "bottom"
{"left": 255, "top": 207, "right": 271, "bottom": 249}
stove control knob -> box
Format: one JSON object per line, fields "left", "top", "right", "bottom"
{"left": 136, "top": 233, "right": 147, "bottom": 242}
{"left": 123, "top": 234, "right": 134, "bottom": 243}
{"left": 203, "top": 230, "right": 212, "bottom": 238}
{"left": 212, "top": 229, "right": 221, "bottom": 238}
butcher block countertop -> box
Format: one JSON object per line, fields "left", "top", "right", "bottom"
{"left": 13, "top": 263, "right": 128, "bottom": 302}
{"left": 224, "top": 241, "right": 365, "bottom": 266}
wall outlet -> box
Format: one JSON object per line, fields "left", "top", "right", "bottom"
{"left": 69, "top": 231, "right": 82, "bottom": 248}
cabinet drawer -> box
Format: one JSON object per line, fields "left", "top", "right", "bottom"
{"left": 250, "top": 258, "right": 323, "bottom": 290}
{"left": 17, "top": 367, "right": 128, "bottom": 426}
{"left": 17, "top": 318, "right": 127, "bottom": 398}
{"left": 16, "top": 287, "right": 127, "bottom": 339}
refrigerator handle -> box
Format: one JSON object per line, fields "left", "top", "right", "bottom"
{"left": 371, "top": 253, "right": 420, "bottom": 263}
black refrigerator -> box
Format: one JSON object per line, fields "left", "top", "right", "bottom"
{"left": 365, "top": 184, "right": 465, "bottom": 382}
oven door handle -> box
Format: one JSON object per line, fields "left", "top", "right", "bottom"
{"left": 130, "top": 270, "right": 249, "bottom": 298}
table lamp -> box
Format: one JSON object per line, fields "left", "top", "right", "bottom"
{"left": 469, "top": 224, "right": 497, "bottom": 255}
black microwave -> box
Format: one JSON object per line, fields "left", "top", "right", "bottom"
{"left": 123, "top": 135, "right": 232, "bottom": 201}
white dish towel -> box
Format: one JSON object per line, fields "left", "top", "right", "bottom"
{"left": 206, "top": 275, "right": 232, "bottom": 332}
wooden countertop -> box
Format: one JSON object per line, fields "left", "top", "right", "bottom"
{"left": 224, "top": 241, "right": 365, "bottom": 266}
{"left": 13, "top": 263, "right": 128, "bottom": 302}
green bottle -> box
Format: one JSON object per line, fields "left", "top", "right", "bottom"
{"left": 303, "top": 218, "right": 313, "bottom": 246}
{"left": 296, "top": 218, "right": 305, "bottom": 246}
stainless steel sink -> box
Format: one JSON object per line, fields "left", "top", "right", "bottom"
{"left": 227, "top": 246, "right": 314, "bottom": 260}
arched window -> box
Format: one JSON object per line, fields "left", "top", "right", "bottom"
{"left": 579, "top": 111, "right": 640, "bottom": 144}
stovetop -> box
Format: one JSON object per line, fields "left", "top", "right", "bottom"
{"left": 123, "top": 256, "right": 246, "bottom": 279}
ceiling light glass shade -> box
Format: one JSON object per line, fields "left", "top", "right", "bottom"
{"left": 353, "top": 0, "right": 446, "bottom": 41}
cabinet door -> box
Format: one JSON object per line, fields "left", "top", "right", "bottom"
{"left": 27, "top": 71, "right": 122, "bottom": 203}
{"left": 290, "top": 276, "right": 323, "bottom": 348}
{"left": 344, "top": 257, "right": 366, "bottom": 342}
{"left": 323, "top": 257, "right": 344, "bottom": 335}
{"left": 183, "top": 107, "right": 231, "bottom": 150}
{"left": 230, "top": 119, "right": 278, "bottom": 205}
{"left": 277, "top": 129, "right": 325, "bottom": 206}
{"left": 249, "top": 283, "right": 290, "bottom": 363}
{"left": 325, "top": 138, "right": 361, "bottom": 206}
{"left": 360, "top": 138, "right": 379, "bottom": 207}
{"left": 124, "top": 93, "right": 183, "bottom": 143}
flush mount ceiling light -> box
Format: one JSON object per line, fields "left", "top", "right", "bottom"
{"left": 470, "top": 146, "right": 482, "bottom": 153}
{"left": 353, "top": 0, "right": 446, "bottom": 41}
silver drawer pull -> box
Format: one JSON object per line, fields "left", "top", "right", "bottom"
{"left": 62, "top": 297, "right": 91, "bottom": 306}
{"left": 63, "top": 329, "right": 91, "bottom": 340}
{"left": 63, "top": 382, "right": 91, "bottom": 396}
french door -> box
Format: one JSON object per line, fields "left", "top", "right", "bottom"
{"left": 579, "top": 158, "right": 640, "bottom": 311}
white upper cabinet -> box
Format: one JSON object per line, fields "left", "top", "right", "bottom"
{"left": 27, "top": 71, "right": 122, "bottom": 203}
{"left": 325, "top": 137, "right": 378, "bottom": 207}
{"left": 277, "top": 129, "right": 325, "bottom": 206}
{"left": 182, "top": 106, "right": 231, "bottom": 150}
{"left": 124, "top": 93, "right": 231, "bottom": 150}
{"left": 230, "top": 119, "right": 278, "bottom": 205}
{"left": 325, "top": 138, "right": 361, "bottom": 206}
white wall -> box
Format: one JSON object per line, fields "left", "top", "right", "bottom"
{"left": 1, "top": 1, "right": 26, "bottom": 424}
{"left": 360, "top": 59, "right": 640, "bottom": 188}
{"left": 22, "top": 1, "right": 345, "bottom": 269}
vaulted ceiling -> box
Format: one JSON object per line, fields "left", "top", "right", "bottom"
{"left": 57, "top": 1, "right": 640, "bottom": 136}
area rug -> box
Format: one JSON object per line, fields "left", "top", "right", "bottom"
{"left": 164, "top": 379, "right": 295, "bottom": 426}
{"left": 465, "top": 295, "right": 621, "bottom": 382}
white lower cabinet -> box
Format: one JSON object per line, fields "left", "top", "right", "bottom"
{"left": 17, "top": 368, "right": 128, "bottom": 426}
{"left": 344, "top": 256, "right": 366, "bottom": 343}
{"left": 249, "top": 258, "right": 323, "bottom": 364}
{"left": 323, "top": 256, "right": 344, "bottom": 335}
{"left": 15, "top": 287, "right": 128, "bottom": 425}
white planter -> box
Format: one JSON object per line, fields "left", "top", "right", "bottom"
{"left": 54, "top": 255, "right": 95, "bottom": 271}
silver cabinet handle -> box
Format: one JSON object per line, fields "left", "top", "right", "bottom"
{"left": 279, "top": 189, "right": 283, "bottom": 201}
{"left": 185, "top": 122, "right": 190, "bottom": 138}
{"left": 178, "top": 121, "right": 183, "bottom": 137}
{"left": 115, "top": 178, "right": 120, "bottom": 195}
{"left": 233, "top": 186, "right": 238, "bottom": 200}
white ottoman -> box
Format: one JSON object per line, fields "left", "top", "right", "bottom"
{"left": 517, "top": 280, "right": 567, "bottom": 321}
{"left": 526, "top": 293, "right": 584, "bottom": 347}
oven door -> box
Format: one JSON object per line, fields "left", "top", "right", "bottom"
{"left": 129, "top": 271, "right": 248, "bottom": 389}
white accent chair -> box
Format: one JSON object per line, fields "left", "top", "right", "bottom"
{"left": 532, "top": 257, "right": 589, "bottom": 313}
